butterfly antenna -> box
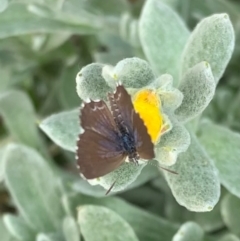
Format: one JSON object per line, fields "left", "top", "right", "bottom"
{"left": 147, "top": 161, "right": 178, "bottom": 175}
{"left": 105, "top": 161, "right": 135, "bottom": 195}
{"left": 158, "top": 166, "right": 178, "bottom": 174}
{"left": 105, "top": 178, "right": 118, "bottom": 195}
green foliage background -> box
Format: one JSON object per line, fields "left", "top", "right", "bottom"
{"left": 0, "top": 0, "right": 240, "bottom": 241}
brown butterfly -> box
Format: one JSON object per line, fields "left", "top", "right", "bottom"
{"left": 75, "top": 83, "right": 155, "bottom": 180}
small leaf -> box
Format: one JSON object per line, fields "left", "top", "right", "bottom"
{"left": 0, "top": 147, "right": 7, "bottom": 181}
{"left": 175, "top": 62, "right": 216, "bottom": 122}
{"left": 3, "top": 214, "right": 36, "bottom": 241}
{"left": 119, "top": 13, "right": 140, "bottom": 47}
{"left": 36, "top": 233, "right": 65, "bottom": 241}
{"left": 153, "top": 74, "right": 183, "bottom": 112}
{"left": 198, "top": 121, "right": 240, "bottom": 198}
{"left": 155, "top": 118, "right": 190, "bottom": 166}
{"left": 181, "top": 14, "right": 235, "bottom": 83}
{"left": 139, "top": 0, "right": 189, "bottom": 83}
{"left": 94, "top": 33, "right": 133, "bottom": 65}
{"left": 76, "top": 63, "right": 112, "bottom": 101}
{"left": 0, "top": 0, "right": 8, "bottom": 12}
{"left": 61, "top": 194, "right": 77, "bottom": 218}
{"left": 40, "top": 109, "right": 80, "bottom": 152}
{"left": 36, "top": 32, "right": 71, "bottom": 53}
{"left": 58, "top": 65, "right": 82, "bottom": 109}
{"left": 72, "top": 164, "right": 159, "bottom": 197}
{"left": 78, "top": 205, "right": 139, "bottom": 241}
{"left": 103, "top": 57, "right": 155, "bottom": 88}
{"left": 0, "top": 90, "right": 47, "bottom": 156}
{"left": 0, "top": 217, "right": 16, "bottom": 241}
{"left": 164, "top": 134, "right": 220, "bottom": 212}
{"left": 72, "top": 0, "right": 129, "bottom": 17}
{"left": 221, "top": 193, "right": 240, "bottom": 236}
{"left": 88, "top": 162, "right": 146, "bottom": 192}
{"left": 0, "top": 68, "right": 12, "bottom": 92}
{"left": 63, "top": 216, "right": 80, "bottom": 241}
{"left": 172, "top": 222, "right": 204, "bottom": 241}
{"left": 4, "top": 144, "right": 65, "bottom": 232}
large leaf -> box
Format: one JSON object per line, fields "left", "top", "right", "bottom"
{"left": 219, "top": 234, "right": 240, "bottom": 241}
{"left": 62, "top": 193, "right": 178, "bottom": 241}
{"left": 193, "top": 197, "right": 224, "bottom": 232}
{"left": 198, "top": 121, "right": 240, "bottom": 198}
{"left": 139, "top": 0, "right": 189, "bottom": 83}
{"left": 153, "top": 176, "right": 224, "bottom": 232}
{"left": 78, "top": 205, "right": 139, "bottom": 241}
{"left": 4, "top": 144, "right": 65, "bottom": 232}
{"left": 0, "top": 3, "right": 100, "bottom": 39}
{"left": 0, "top": 90, "right": 47, "bottom": 156}
{"left": 164, "top": 134, "right": 220, "bottom": 212}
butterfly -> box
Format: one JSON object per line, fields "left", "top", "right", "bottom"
{"left": 75, "top": 83, "right": 155, "bottom": 180}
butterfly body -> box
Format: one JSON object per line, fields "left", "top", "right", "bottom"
{"left": 115, "top": 123, "right": 139, "bottom": 164}
{"left": 76, "top": 84, "right": 155, "bottom": 179}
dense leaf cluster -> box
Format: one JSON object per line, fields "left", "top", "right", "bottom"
{"left": 0, "top": 0, "right": 240, "bottom": 241}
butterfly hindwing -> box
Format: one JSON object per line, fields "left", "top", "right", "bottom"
{"left": 77, "top": 100, "right": 126, "bottom": 179}
{"left": 81, "top": 100, "right": 116, "bottom": 139}
{"left": 77, "top": 129, "right": 126, "bottom": 179}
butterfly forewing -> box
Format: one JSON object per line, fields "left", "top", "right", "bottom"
{"left": 108, "top": 85, "right": 134, "bottom": 132}
{"left": 81, "top": 100, "right": 116, "bottom": 139}
{"left": 77, "top": 100, "right": 126, "bottom": 179}
{"left": 108, "top": 84, "right": 155, "bottom": 160}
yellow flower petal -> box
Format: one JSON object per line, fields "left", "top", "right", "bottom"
{"left": 133, "top": 89, "right": 163, "bottom": 143}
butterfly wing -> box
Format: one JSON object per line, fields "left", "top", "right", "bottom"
{"left": 108, "top": 84, "right": 155, "bottom": 160}
{"left": 108, "top": 84, "right": 134, "bottom": 132}
{"left": 76, "top": 100, "right": 126, "bottom": 179}
{"left": 132, "top": 111, "right": 155, "bottom": 159}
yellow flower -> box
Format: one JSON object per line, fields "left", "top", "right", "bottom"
{"left": 133, "top": 89, "right": 163, "bottom": 144}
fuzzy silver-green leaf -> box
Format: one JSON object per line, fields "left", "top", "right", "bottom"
{"left": 78, "top": 205, "right": 139, "bottom": 241}
{"left": 181, "top": 13, "right": 235, "bottom": 83}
